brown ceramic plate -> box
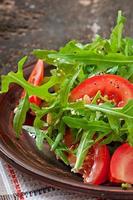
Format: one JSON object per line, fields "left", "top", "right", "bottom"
{"left": 0, "top": 63, "right": 133, "bottom": 200}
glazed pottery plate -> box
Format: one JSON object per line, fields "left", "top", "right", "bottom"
{"left": 0, "top": 63, "right": 133, "bottom": 200}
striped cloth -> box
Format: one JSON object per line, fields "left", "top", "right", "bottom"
{"left": 0, "top": 158, "right": 98, "bottom": 200}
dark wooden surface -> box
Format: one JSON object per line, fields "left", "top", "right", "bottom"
{"left": 0, "top": 0, "right": 133, "bottom": 75}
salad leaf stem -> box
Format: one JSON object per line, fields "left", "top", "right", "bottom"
{"left": 13, "top": 94, "right": 30, "bottom": 138}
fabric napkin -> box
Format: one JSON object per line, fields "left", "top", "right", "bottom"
{"left": 0, "top": 158, "right": 100, "bottom": 200}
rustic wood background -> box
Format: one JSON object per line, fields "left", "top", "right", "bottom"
{"left": 0, "top": 0, "right": 133, "bottom": 75}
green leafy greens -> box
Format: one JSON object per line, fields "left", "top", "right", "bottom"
{"left": 13, "top": 93, "right": 30, "bottom": 137}
{"left": 1, "top": 11, "right": 133, "bottom": 172}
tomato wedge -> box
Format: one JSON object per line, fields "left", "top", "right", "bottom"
{"left": 82, "top": 144, "right": 110, "bottom": 185}
{"left": 22, "top": 59, "right": 44, "bottom": 106}
{"left": 70, "top": 74, "right": 133, "bottom": 107}
{"left": 110, "top": 143, "right": 133, "bottom": 184}
{"left": 64, "top": 132, "right": 110, "bottom": 185}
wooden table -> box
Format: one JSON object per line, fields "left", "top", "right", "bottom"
{"left": 0, "top": 0, "right": 133, "bottom": 75}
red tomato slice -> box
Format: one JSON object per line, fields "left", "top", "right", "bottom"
{"left": 110, "top": 143, "right": 133, "bottom": 184}
{"left": 22, "top": 59, "right": 44, "bottom": 106}
{"left": 64, "top": 132, "right": 110, "bottom": 185}
{"left": 70, "top": 74, "right": 133, "bottom": 107}
{"left": 83, "top": 144, "right": 110, "bottom": 185}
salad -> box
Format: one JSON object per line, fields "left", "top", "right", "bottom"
{"left": 1, "top": 11, "right": 133, "bottom": 187}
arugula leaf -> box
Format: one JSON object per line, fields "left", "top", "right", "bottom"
{"left": 1, "top": 56, "right": 27, "bottom": 94}
{"left": 117, "top": 65, "right": 133, "bottom": 80}
{"left": 32, "top": 50, "right": 57, "bottom": 65}
{"left": 23, "top": 125, "right": 48, "bottom": 150}
{"left": 22, "top": 125, "right": 69, "bottom": 164}
{"left": 23, "top": 125, "right": 44, "bottom": 134}
{"left": 95, "top": 132, "right": 111, "bottom": 143}
{"left": 85, "top": 101, "right": 133, "bottom": 145}
{"left": 60, "top": 40, "right": 84, "bottom": 53}
{"left": 0, "top": 57, "right": 60, "bottom": 102}
{"left": 124, "top": 37, "right": 133, "bottom": 56}
{"left": 13, "top": 94, "right": 30, "bottom": 137}
{"left": 107, "top": 115, "right": 120, "bottom": 134}
{"left": 110, "top": 10, "right": 126, "bottom": 52}
{"left": 59, "top": 67, "right": 81, "bottom": 107}
{"left": 63, "top": 116, "right": 111, "bottom": 132}
{"left": 72, "top": 131, "right": 94, "bottom": 172}
{"left": 34, "top": 51, "right": 133, "bottom": 66}
{"left": 91, "top": 91, "right": 101, "bottom": 104}
{"left": 121, "top": 100, "right": 133, "bottom": 116}
{"left": 83, "top": 35, "right": 108, "bottom": 53}
{"left": 51, "top": 120, "right": 65, "bottom": 150}
{"left": 35, "top": 128, "right": 47, "bottom": 150}
{"left": 85, "top": 103, "right": 133, "bottom": 120}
